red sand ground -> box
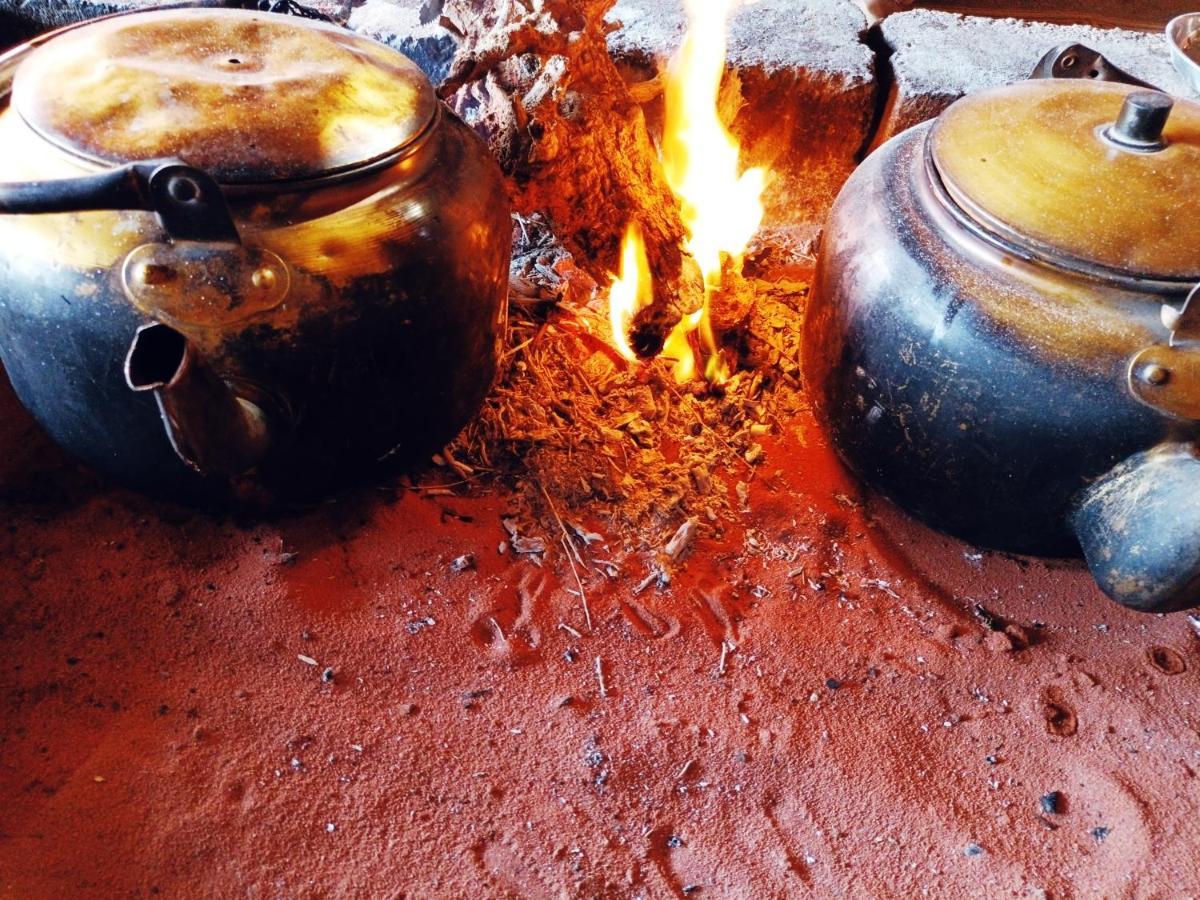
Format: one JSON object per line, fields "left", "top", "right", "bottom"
{"left": 1, "top": 359, "right": 1199, "bottom": 898}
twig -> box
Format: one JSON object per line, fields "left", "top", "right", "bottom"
{"left": 595, "top": 656, "right": 607, "bottom": 698}
{"left": 559, "top": 622, "right": 582, "bottom": 639}
{"left": 562, "top": 536, "right": 593, "bottom": 629}
{"left": 633, "top": 569, "right": 661, "bottom": 596}
{"left": 440, "top": 446, "right": 475, "bottom": 480}
{"left": 718, "top": 640, "right": 729, "bottom": 677}
{"left": 538, "top": 479, "right": 593, "bottom": 631}
{"left": 500, "top": 332, "right": 539, "bottom": 363}
{"left": 501, "top": 321, "right": 550, "bottom": 364}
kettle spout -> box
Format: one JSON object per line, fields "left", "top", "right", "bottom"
{"left": 124, "top": 322, "right": 274, "bottom": 477}
{"left": 1072, "top": 443, "right": 1200, "bottom": 613}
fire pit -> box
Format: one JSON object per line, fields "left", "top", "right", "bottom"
{"left": 0, "top": 1, "right": 1198, "bottom": 896}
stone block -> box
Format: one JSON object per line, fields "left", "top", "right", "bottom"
{"left": 347, "top": 0, "right": 457, "bottom": 86}
{"left": 875, "top": 9, "right": 1193, "bottom": 146}
{"left": 0, "top": 0, "right": 159, "bottom": 49}
{"left": 607, "top": 0, "right": 878, "bottom": 234}
{"left": 921, "top": 2, "right": 1185, "bottom": 30}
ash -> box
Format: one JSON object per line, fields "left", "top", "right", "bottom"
{"left": 442, "top": 213, "right": 812, "bottom": 549}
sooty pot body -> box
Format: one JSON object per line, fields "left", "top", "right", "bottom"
{"left": 804, "top": 104, "right": 1200, "bottom": 612}
{"left": 0, "top": 11, "right": 511, "bottom": 505}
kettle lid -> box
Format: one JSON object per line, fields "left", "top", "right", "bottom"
{"left": 10, "top": 8, "right": 438, "bottom": 184}
{"left": 930, "top": 79, "right": 1200, "bottom": 282}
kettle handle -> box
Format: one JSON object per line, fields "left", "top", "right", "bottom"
{"left": 0, "top": 159, "right": 240, "bottom": 243}
{"left": 1030, "top": 44, "right": 1161, "bottom": 90}
{"left": 1072, "top": 443, "right": 1200, "bottom": 613}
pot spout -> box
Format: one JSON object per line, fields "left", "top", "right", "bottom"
{"left": 124, "top": 322, "right": 274, "bottom": 477}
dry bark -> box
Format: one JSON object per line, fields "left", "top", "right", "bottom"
{"left": 437, "top": 0, "right": 699, "bottom": 356}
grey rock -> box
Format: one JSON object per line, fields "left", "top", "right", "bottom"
{"left": 0, "top": 0, "right": 160, "bottom": 48}
{"left": 918, "top": 2, "right": 1182, "bottom": 29}
{"left": 1, "top": 8, "right": 41, "bottom": 48}
{"left": 607, "top": 0, "right": 876, "bottom": 234}
{"left": 876, "top": 9, "right": 1192, "bottom": 145}
{"left": 348, "top": 0, "right": 457, "bottom": 86}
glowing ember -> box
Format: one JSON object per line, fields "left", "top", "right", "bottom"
{"left": 606, "top": 0, "right": 766, "bottom": 383}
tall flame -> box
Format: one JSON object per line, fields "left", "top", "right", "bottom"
{"left": 606, "top": 0, "right": 765, "bottom": 384}
{"left": 662, "top": 0, "right": 765, "bottom": 288}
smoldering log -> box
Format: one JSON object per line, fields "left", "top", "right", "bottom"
{"left": 437, "top": 0, "right": 700, "bottom": 356}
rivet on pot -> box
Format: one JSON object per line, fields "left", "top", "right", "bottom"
{"left": 1138, "top": 364, "right": 1171, "bottom": 386}
{"left": 251, "top": 267, "right": 277, "bottom": 291}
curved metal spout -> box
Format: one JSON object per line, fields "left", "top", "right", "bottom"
{"left": 124, "top": 322, "right": 274, "bottom": 477}
{"left": 1073, "top": 443, "right": 1200, "bottom": 613}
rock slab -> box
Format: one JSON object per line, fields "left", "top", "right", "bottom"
{"left": 876, "top": 9, "right": 1193, "bottom": 145}
{"left": 347, "top": 0, "right": 457, "bottom": 86}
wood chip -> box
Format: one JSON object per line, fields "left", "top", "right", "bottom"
{"left": 664, "top": 517, "right": 699, "bottom": 562}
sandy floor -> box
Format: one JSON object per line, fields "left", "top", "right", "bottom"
{"left": 1, "top": 354, "right": 1198, "bottom": 898}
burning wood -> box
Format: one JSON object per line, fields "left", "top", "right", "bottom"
{"left": 606, "top": 0, "right": 766, "bottom": 383}
{"left": 437, "top": 0, "right": 701, "bottom": 355}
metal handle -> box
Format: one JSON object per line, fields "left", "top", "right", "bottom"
{"left": 1105, "top": 91, "right": 1174, "bottom": 152}
{"left": 0, "top": 159, "right": 240, "bottom": 243}
{"left": 1030, "top": 43, "right": 1161, "bottom": 89}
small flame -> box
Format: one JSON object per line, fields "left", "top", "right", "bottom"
{"left": 606, "top": 0, "right": 764, "bottom": 384}
{"left": 608, "top": 222, "right": 653, "bottom": 362}
{"left": 661, "top": 308, "right": 702, "bottom": 382}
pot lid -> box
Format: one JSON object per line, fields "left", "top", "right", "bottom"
{"left": 930, "top": 79, "right": 1200, "bottom": 282}
{"left": 10, "top": 8, "right": 437, "bottom": 184}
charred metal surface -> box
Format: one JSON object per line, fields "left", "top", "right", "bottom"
{"left": 803, "top": 124, "right": 1200, "bottom": 560}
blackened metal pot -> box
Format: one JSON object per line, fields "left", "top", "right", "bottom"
{"left": 804, "top": 70, "right": 1200, "bottom": 613}
{"left": 0, "top": 8, "right": 511, "bottom": 504}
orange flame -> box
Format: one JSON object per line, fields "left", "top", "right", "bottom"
{"left": 606, "top": 0, "right": 765, "bottom": 383}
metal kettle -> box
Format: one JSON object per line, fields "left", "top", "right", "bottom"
{"left": 0, "top": 8, "right": 511, "bottom": 504}
{"left": 804, "top": 50, "right": 1200, "bottom": 612}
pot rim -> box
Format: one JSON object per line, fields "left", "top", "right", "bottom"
{"left": 0, "top": 7, "right": 441, "bottom": 197}
{"left": 922, "top": 132, "right": 1198, "bottom": 297}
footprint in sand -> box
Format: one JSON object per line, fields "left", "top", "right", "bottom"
{"left": 1145, "top": 645, "right": 1187, "bottom": 676}
{"left": 469, "top": 569, "right": 545, "bottom": 664}
{"left": 471, "top": 833, "right": 557, "bottom": 898}
{"left": 620, "top": 599, "right": 681, "bottom": 640}
{"left": 1048, "top": 763, "right": 1157, "bottom": 895}
{"left": 1039, "top": 686, "right": 1079, "bottom": 738}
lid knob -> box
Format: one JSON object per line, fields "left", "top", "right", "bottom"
{"left": 1106, "top": 91, "right": 1174, "bottom": 152}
